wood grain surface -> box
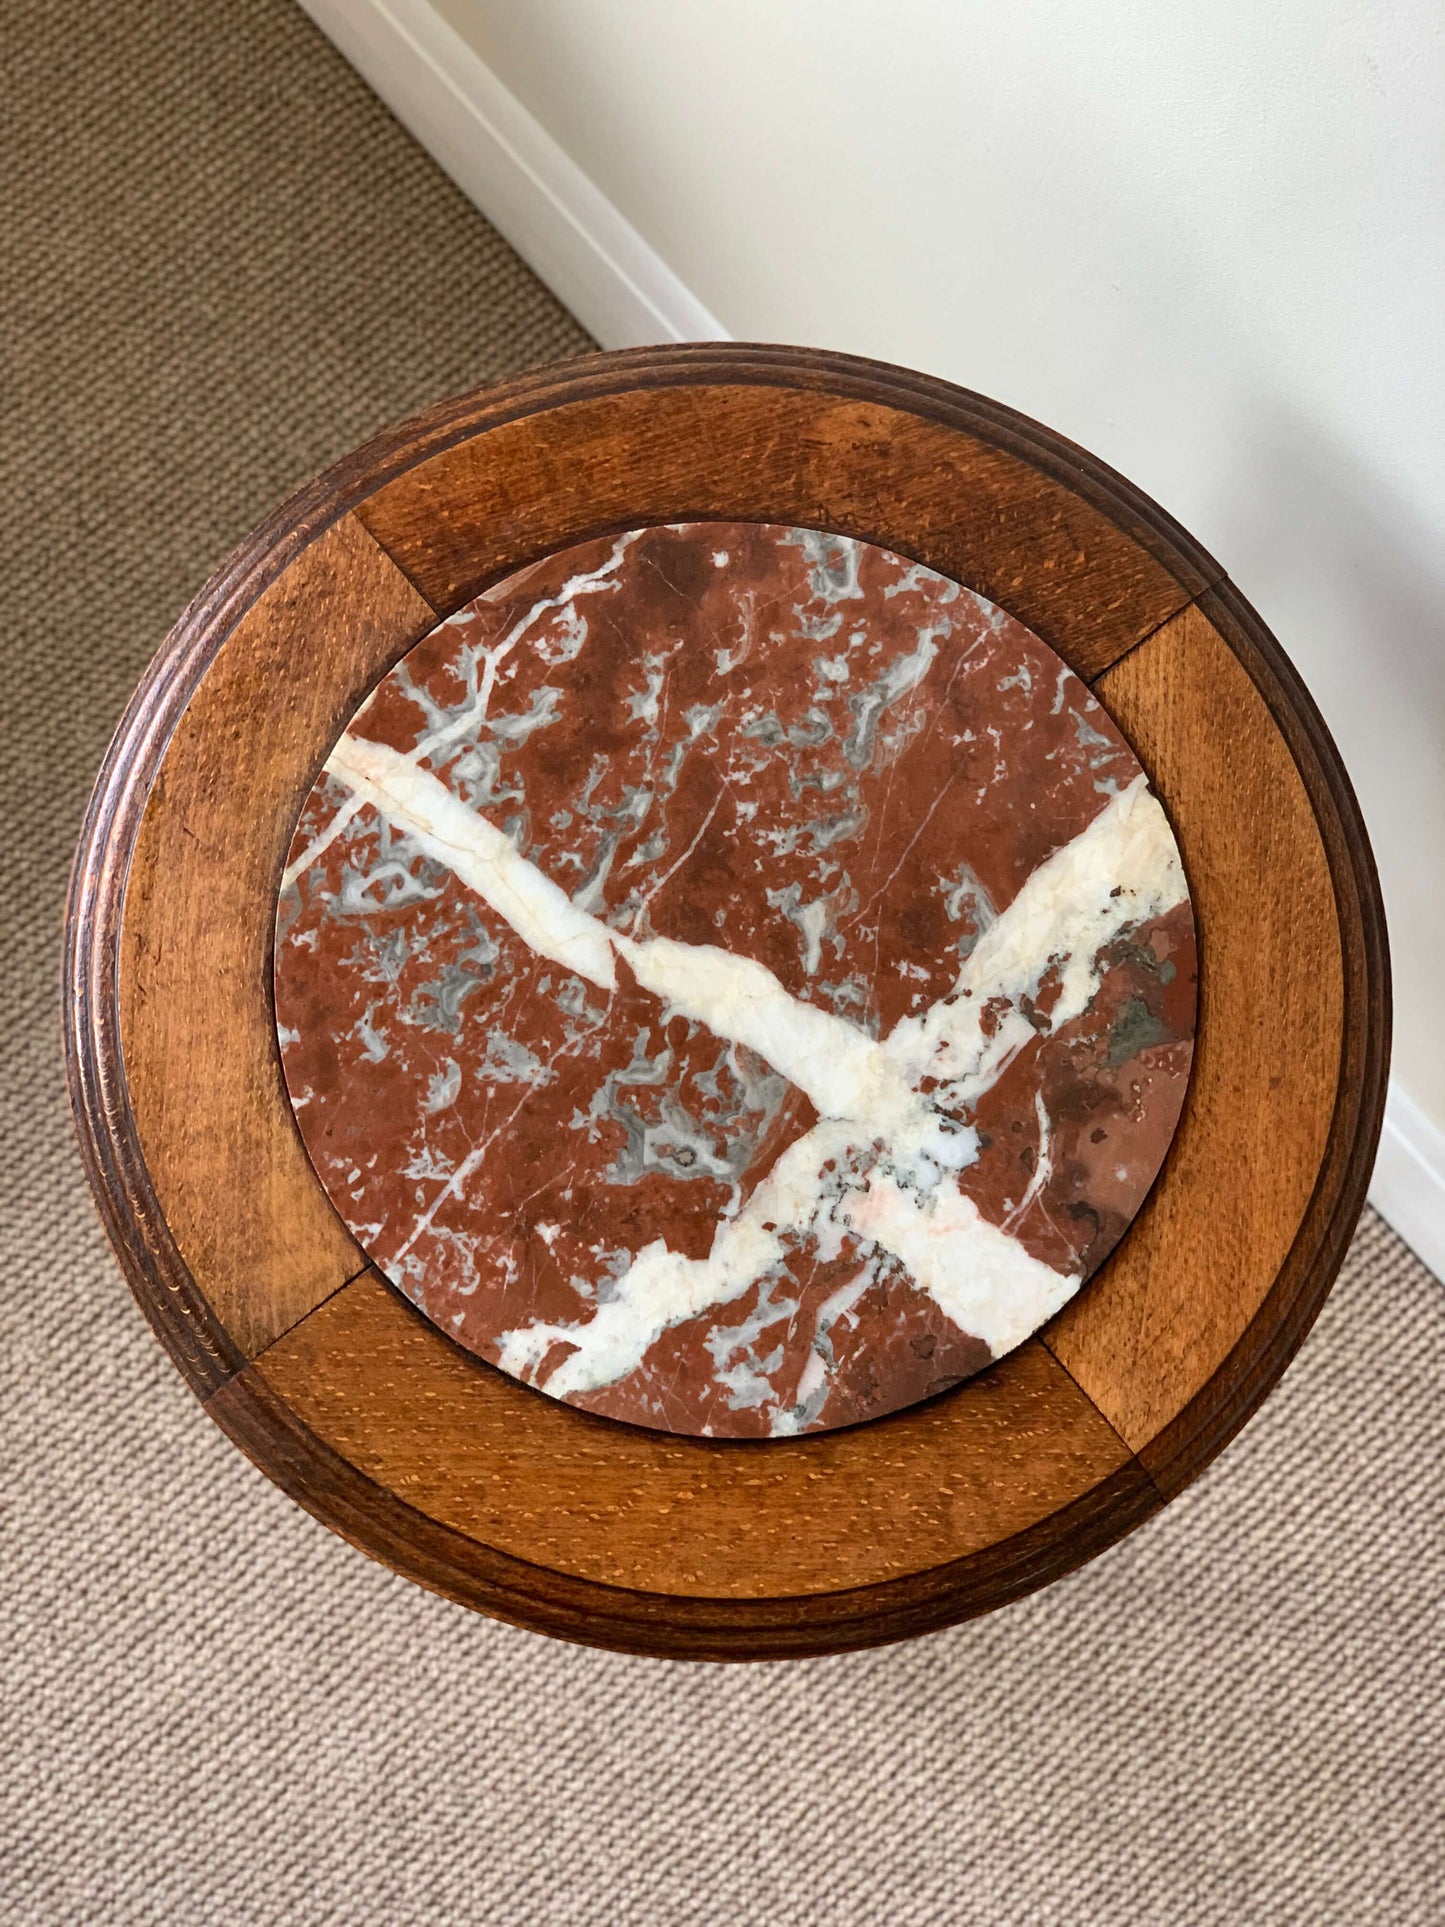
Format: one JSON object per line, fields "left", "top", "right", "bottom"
{"left": 355, "top": 376, "right": 1209, "bottom": 679}
{"left": 65, "top": 345, "right": 1389, "bottom": 1657}
{"left": 248, "top": 1270, "right": 1138, "bottom": 1598}
{"left": 1044, "top": 602, "right": 1343, "bottom": 1473}
{"left": 118, "top": 517, "right": 435, "bottom": 1356}
{"left": 206, "top": 1346, "right": 1159, "bottom": 1659}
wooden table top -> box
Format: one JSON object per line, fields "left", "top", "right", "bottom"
{"left": 65, "top": 345, "right": 1388, "bottom": 1659}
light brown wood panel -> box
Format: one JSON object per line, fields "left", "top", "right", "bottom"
{"left": 356, "top": 379, "right": 1206, "bottom": 678}
{"left": 250, "top": 1269, "right": 1140, "bottom": 1600}
{"left": 118, "top": 516, "right": 436, "bottom": 1356}
{"left": 1044, "top": 603, "right": 1344, "bottom": 1451}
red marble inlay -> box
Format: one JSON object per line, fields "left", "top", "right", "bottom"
{"left": 275, "top": 523, "right": 1196, "bottom": 1438}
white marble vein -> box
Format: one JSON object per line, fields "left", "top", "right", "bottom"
{"left": 327, "top": 733, "right": 620, "bottom": 991}
{"left": 889, "top": 772, "right": 1187, "bottom": 1104}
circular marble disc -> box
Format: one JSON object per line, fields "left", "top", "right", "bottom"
{"left": 275, "top": 522, "right": 1196, "bottom": 1439}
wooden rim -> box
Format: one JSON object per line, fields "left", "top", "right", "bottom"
{"left": 65, "top": 345, "right": 1389, "bottom": 1658}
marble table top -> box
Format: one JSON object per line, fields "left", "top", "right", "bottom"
{"left": 275, "top": 522, "right": 1196, "bottom": 1439}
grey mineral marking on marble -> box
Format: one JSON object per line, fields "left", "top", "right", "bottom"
{"left": 280, "top": 788, "right": 368, "bottom": 893}
{"left": 766, "top": 876, "right": 858, "bottom": 976}
{"left": 282, "top": 532, "right": 644, "bottom": 903}
{"left": 476, "top": 1029, "right": 551, "bottom": 1085}
{"left": 424, "top": 1058, "right": 462, "bottom": 1114}
{"left": 408, "top": 532, "right": 641, "bottom": 763}
{"left": 704, "top": 1274, "right": 802, "bottom": 1413}
{"left": 843, "top": 621, "right": 949, "bottom": 769}
{"left": 352, "top": 1003, "right": 389, "bottom": 1064}
{"left": 332, "top": 820, "right": 450, "bottom": 919}
{"left": 387, "top": 988, "right": 622, "bottom": 1273}
{"left": 783, "top": 527, "right": 866, "bottom": 604}
{"left": 882, "top": 562, "right": 960, "bottom": 604}
{"left": 576, "top": 1026, "right": 786, "bottom": 1197}
{"left": 777, "top": 1258, "right": 881, "bottom": 1435}
{"left": 408, "top": 958, "right": 494, "bottom": 1035}
{"left": 1104, "top": 994, "right": 1172, "bottom": 1070}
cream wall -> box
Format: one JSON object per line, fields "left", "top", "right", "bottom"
{"left": 432, "top": 0, "right": 1444, "bottom": 1125}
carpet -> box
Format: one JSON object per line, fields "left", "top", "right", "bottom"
{"left": 3, "top": 2, "right": 1442, "bottom": 1922}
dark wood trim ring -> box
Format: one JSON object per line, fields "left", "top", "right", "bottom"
{"left": 64, "top": 346, "right": 1388, "bottom": 1659}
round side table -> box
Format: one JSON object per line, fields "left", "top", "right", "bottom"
{"left": 65, "top": 346, "right": 1388, "bottom": 1660}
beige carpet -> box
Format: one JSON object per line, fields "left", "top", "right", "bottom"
{"left": 4, "top": 2, "right": 1443, "bottom": 1921}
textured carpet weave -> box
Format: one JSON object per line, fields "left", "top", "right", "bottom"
{"left": 3, "top": 2, "right": 1442, "bottom": 1922}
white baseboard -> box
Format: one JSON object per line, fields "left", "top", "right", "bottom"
{"left": 1369, "top": 1081, "right": 1445, "bottom": 1281}
{"left": 296, "top": 0, "right": 729, "bottom": 349}
{"left": 301, "top": 0, "right": 1442, "bottom": 1286}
